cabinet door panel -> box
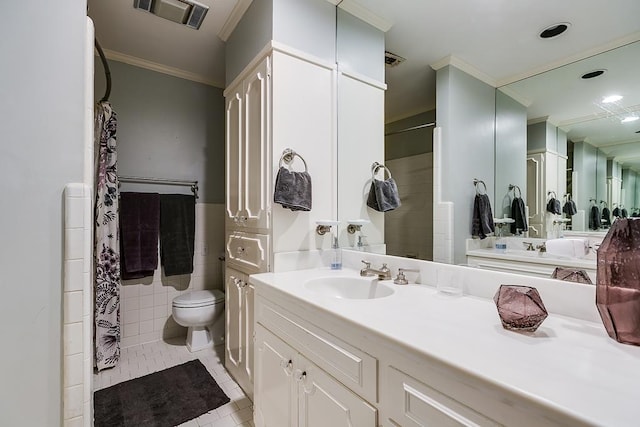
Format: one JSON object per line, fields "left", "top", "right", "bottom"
{"left": 243, "top": 57, "right": 270, "bottom": 230}
{"left": 225, "top": 268, "right": 243, "bottom": 372}
{"left": 257, "top": 299, "right": 377, "bottom": 402}
{"left": 296, "top": 355, "right": 377, "bottom": 427}
{"left": 226, "top": 89, "right": 243, "bottom": 225}
{"left": 242, "top": 281, "right": 255, "bottom": 397}
{"left": 255, "top": 325, "right": 296, "bottom": 427}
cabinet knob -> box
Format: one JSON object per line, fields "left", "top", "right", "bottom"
{"left": 239, "top": 215, "right": 247, "bottom": 223}
{"left": 236, "top": 246, "right": 245, "bottom": 255}
{"left": 294, "top": 370, "right": 307, "bottom": 382}
{"left": 280, "top": 359, "right": 293, "bottom": 371}
{"left": 239, "top": 280, "right": 247, "bottom": 288}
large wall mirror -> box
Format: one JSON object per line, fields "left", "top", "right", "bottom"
{"left": 334, "top": 3, "right": 640, "bottom": 267}
{"left": 497, "top": 41, "right": 640, "bottom": 236}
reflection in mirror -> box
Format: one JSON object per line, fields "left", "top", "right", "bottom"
{"left": 497, "top": 41, "right": 640, "bottom": 237}
{"left": 383, "top": 110, "right": 436, "bottom": 260}
{"left": 335, "top": 7, "right": 386, "bottom": 251}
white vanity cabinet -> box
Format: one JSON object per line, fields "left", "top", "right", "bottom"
{"left": 251, "top": 269, "right": 608, "bottom": 427}
{"left": 255, "top": 324, "right": 377, "bottom": 427}
{"left": 225, "top": 56, "right": 271, "bottom": 233}
{"left": 225, "top": 267, "right": 255, "bottom": 400}
{"left": 254, "top": 297, "right": 378, "bottom": 426}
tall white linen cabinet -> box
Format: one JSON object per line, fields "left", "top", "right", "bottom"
{"left": 224, "top": 47, "right": 337, "bottom": 399}
{"left": 223, "top": 0, "right": 385, "bottom": 406}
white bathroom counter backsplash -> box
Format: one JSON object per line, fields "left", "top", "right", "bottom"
{"left": 251, "top": 257, "right": 640, "bottom": 426}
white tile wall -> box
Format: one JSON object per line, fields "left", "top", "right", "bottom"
{"left": 63, "top": 183, "right": 92, "bottom": 427}
{"left": 120, "top": 203, "right": 226, "bottom": 348}
{"left": 432, "top": 127, "right": 454, "bottom": 264}
{"left": 385, "top": 153, "right": 434, "bottom": 260}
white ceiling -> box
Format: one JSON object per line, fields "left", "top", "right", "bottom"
{"left": 88, "top": 0, "right": 640, "bottom": 167}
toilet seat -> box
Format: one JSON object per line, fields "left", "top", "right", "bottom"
{"left": 173, "top": 289, "right": 224, "bottom": 308}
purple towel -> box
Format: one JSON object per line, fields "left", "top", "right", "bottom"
{"left": 119, "top": 192, "right": 160, "bottom": 279}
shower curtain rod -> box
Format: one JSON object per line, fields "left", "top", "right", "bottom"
{"left": 119, "top": 175, "right": 199, "bottom": 199}
{"left": 384, "top": 122, "right": 436, "bottom": 136}
{"left": 95, "top": 38, "right": 111, "bottom": 103}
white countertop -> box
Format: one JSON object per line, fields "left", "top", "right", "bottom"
{"left": 251, "top": 267, "right": 640, "bottom": 427}
{"left": 467, "top": 248, "right": 597, "bottom": 270}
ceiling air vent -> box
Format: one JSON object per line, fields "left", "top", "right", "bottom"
{"left": 385, "top": 51, "right": 406, "bottom": 67}
{"left": 133, "top": 0, "right": 209, "bottom": 30}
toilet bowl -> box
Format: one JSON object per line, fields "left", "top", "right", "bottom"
{"left": 172, "top": 289, "right": 225, "bottom": 352}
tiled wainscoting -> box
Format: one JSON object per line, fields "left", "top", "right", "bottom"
{"left": 120, "top": 203, "right": 226, "bottom": 348}
{"left": 386, "top": 152, "right": 434, "bottom": 260}
{"left": 62, "top": 183, "right": 93, "bottom": 426}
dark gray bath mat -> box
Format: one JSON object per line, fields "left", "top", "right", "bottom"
{"left": 94, "top": 359, "right": 230, "bottom": 427}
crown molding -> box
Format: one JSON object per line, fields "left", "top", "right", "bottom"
{"left": 558, "top": 103, "right": 640, "bottom": 128}
{"left": 218, "top": 0, "right": 253, "bottom": 42}
{"left": 527, "top": 116, "right": 550, "bottom": 126}
{"left": 497, "top": 86, "right": 531, "bottom": 108}
{"left": 101, "top": 49, "right": 223, "bottom": 88}
{"left": 338, "top": 0, "right": 393, "bottom": 32}
{"left": 430, "top": 55, "right": 497, "bottom": 88}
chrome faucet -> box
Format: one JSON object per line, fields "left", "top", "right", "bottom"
{"left": 536, "top": 242, "right": 547, "bottom": 253}
{"left": 360, "top": 261, "right": 391, "bottom": 280}
{"left": 522, "top": 242, "right": 535, "bottom": 251}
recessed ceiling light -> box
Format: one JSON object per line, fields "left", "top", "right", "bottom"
{"left": 621, "top": 116, "right": 639, "bottom": 123}
{"left": 539, "top": 23, "right": 571, "bottom": 39}
{"left": 581, "top": 69, "right": 606, "bottom": 79}
{"left": 602, "top": 95, "right": 623, "bottom": 103}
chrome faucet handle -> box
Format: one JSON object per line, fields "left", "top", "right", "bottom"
{"left": 536, "top": 242, "right": 547, "bottom": 253}
{"left": 522, "top": 242, "right": 534, "bottom": 251}
{"left": 360, "top": 260, "right": 375, "bottom": 277}
{"left": 394, "top": 271, "right": 408, "bottom": 285}
{"left": 394, "top": 268, "right": 419, "bottom": 285}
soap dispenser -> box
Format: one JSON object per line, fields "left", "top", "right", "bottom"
{"left": 331, "top": 236, "right": 342, "bottom": 270}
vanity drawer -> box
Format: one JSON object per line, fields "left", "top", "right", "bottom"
{"left": 257, "top": 299, "right": 377, "bottom": 403}
{"left": 386, "top": 366, "right": 499, "bottom": 427}
{"left": 226, "top": 231, "right": 269, "bottom": 274}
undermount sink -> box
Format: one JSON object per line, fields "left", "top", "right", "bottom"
{"left": 304, "top": 276, "right": 395, "bottom": 300}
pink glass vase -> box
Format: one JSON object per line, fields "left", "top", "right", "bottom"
{"left": 494, "top": 285, "right": 548, "bottom": 332}
{"left": 596, "top": 218, "right": 640, "bottom": 346}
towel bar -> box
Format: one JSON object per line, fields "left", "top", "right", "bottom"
{"left": 473, "top": 178, "right": 487, "bottom": 195}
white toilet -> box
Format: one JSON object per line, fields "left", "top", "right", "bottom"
{"left": 172, "top": 289, "right": 225, "bottom": 352}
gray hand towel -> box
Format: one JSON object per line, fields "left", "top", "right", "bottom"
{"left": 472, "top": 193, "right": 495, "bottom": 239}
{"left": 366, "top": 177, "right": 401, "bottom": 212}
{"left": 510, "top": 197, "right": 527, "bottom": 234}
{"left": 274, "top": 166, "right": 312, "bottom": 211}
{"left": 160, "top": 194, "right": 195, "bottom": 276}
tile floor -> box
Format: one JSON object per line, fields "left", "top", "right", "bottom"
{"left": 93, "top": 338, "right": 254, "bottom": 427}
